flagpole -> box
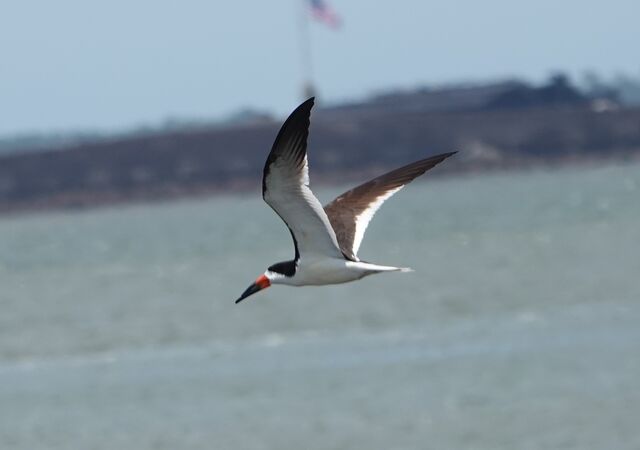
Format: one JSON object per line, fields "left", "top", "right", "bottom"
{"left": 298, "top": 0, "right": 316, "bottom": 99}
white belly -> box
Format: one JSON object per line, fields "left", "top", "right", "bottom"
{"left": 283, "top": 257, "right": 405, "bottom": 286}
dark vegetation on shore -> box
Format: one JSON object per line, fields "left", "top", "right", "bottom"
{"left": 1, "top": 75, "right": 639, "bottom": 213}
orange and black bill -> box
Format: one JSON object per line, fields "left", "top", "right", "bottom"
{"left": 235, "top": 275, "right": 271, "bottom": 304}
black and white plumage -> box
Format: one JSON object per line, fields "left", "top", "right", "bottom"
{"left": 236, "top": 98, "right": 456, "bottom": 303}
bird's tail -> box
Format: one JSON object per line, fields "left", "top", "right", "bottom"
{"left": 354, "top": 261, "right": 414, "bottom": 273}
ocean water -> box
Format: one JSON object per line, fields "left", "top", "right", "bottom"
{"left": 0, "top": 163, "right": 639, "bottom": 449}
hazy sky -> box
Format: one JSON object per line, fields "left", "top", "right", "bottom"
{"left": 1, "top": 0, "right": 638, "bottom": 135}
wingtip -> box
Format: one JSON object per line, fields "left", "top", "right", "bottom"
{"left": 288, "top": 97, "right": 315, "bottom": 117}
{"left": 433, "top": 151, "right": 458, "bottom": 163}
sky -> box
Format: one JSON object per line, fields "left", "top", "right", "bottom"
{"left": 1, "top": 0, "right": 638, "bottom": 136}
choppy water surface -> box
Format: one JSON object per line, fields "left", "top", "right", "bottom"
{"left": 1, "top": 163, "right": 639, "bottom": 449}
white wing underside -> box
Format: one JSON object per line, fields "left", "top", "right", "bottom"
{"left": 350, "top": 186, "right": 403, "bottom": 257}
{"left": 264, "top": 155, "right": 343, "bottom": 259}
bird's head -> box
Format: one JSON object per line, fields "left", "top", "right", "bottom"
{"left": 234, "top": 260, "right": 296, "bottom": 304}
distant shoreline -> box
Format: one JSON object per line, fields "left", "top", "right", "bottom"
{"left": 2, "top": 100, "right": 640, "bottom": 216}
{"left": 2, "top": 151, "right": 638, "bottom": 217}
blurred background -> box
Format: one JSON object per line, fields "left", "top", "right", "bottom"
{"left": 1, "top": 1, "right": 639, "bottom": 449}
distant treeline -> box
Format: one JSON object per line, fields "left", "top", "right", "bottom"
{"left": 1, "top": 75, "right": 640, "bottom": 213}
{"left": 2, "top": 72, "right": 639, "bottom": 157}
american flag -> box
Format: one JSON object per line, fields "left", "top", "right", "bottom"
{"left": 310, "top": 0, "right": 341, "bottom": 29}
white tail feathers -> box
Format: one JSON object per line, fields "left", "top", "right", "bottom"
{"left": 348, "top": 261, "right": 414, "bottom": 274}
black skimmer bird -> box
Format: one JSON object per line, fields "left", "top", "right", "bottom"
{"left": 235, "top": 98, "right": 456, "bottom": 303}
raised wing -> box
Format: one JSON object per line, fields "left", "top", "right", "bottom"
{"left": 324, "top": 152, "right": 456, "bottom": 260}
{"left": 262, "top": 97, "right": 343, "bottom": 260}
